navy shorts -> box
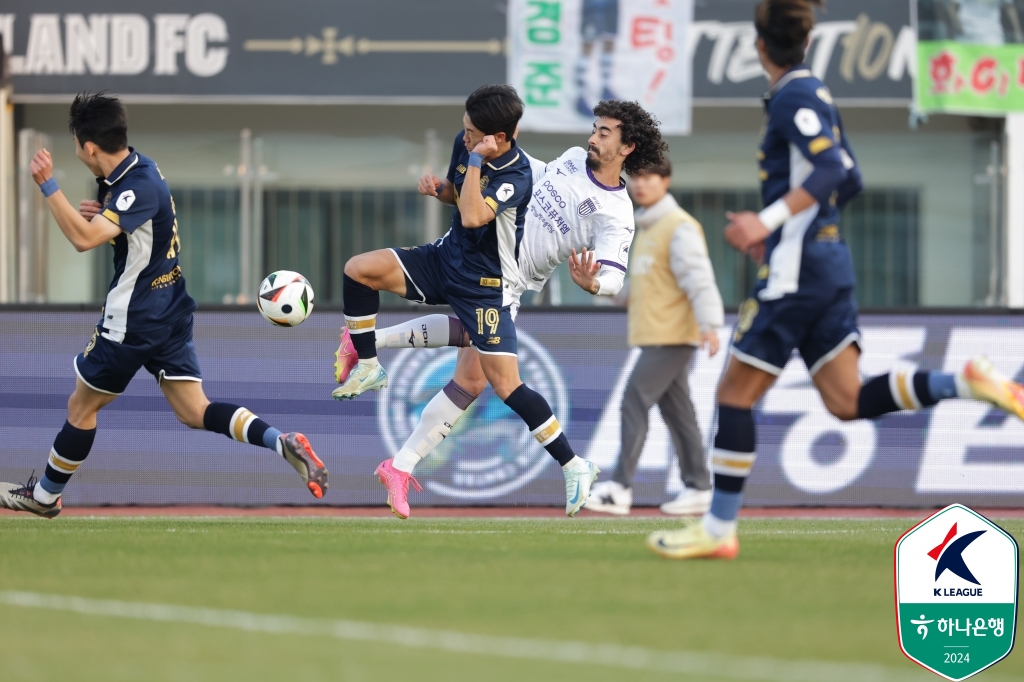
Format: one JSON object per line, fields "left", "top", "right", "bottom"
{"left": 391, "top": 243, "right": 518, "bottom": 356}
{"left": 75, "top": 314, "right": 202, "bottom": 395}
{"left": 582, "top": 0, "right": 619, "bottom": 41}
{"left": 731, "top": 286, "right": 860, "bottom": 377}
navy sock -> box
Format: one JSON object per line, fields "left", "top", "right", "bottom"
{"left": 708, "top": 406, "right": 757, "bottom": 523}
{"left": 203, "top": 402, "right": 283, "bottom": 452}
{"left": 504, "top": 384, "right": 576, "bottom": 466}
{"left": 857, "top": 370, "right": 956, "bottom": 419}
{"left": 856, "top": 374, "right": 900, "bottom": 419}
{"left": 343, "top": 274, "right": 379, "bottom": 360}
{"left": 40, "top": 421, "right": 97, "bottom": 496}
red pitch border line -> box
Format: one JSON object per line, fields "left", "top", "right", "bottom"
{"left": 2, "top": 506, "right": 1023, "bottom": 518}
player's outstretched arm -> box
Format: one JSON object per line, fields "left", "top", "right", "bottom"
{"left": 30, "top": 149, "right": 121, "bottom": 252}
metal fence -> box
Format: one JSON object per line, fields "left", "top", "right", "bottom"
{"left": 94, "top": 187, "right": 920, "bottom": 308}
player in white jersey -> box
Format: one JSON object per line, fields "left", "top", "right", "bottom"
{"left": 334, "top": 100, "right": 667, "bottom": 518}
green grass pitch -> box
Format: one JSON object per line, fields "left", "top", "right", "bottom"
{"left": 0, "top": 516, "right": 1020, "bottom": 681}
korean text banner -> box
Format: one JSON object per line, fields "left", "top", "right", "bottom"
{"left": 916, "top": 0, "right": 1024, "bottom": 114}
{"left": 1, "top": 309, "right": 1023, "bottom": 508}
{"left": 508, "top": 0, "right": 693, "bottom": 134}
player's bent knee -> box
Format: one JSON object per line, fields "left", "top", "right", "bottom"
{"left": 459, "top": 376, "right": 487, "bottom": 396}
{"left": 825, "top": 400, "right": 859, "bottom": 422}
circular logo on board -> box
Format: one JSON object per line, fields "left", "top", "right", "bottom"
{"left": 378, "top": 330, "right": 568, "bottom": 500}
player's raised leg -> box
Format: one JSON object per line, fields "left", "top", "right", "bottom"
{"left": 160, "top": 379, "right": 328, "bottom": 499}
{"left": 842, "top": 352, "right": 1024, "bottom": 423}
{"left": 332, "top": 249, "right": 409, "bottom": 399}
{"left": 377, "top": 347, "right": 486, "bottom": 518}
{"left": 334, "top": 314, "right": 470, "bottom": 384}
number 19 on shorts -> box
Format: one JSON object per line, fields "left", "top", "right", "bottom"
{"left": 476, "top": 308, "right": 499, "bottom": 336}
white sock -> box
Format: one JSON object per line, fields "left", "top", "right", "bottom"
{"left": 33, "top": 483, "right": 59, "bottom": 505}
{"left": 376, "top": 314, "right": 455, "bottom": 349}
{"left": 702, "top": 513, "right": 737, "bottom": 539}
{"left": 391, "top": 386, "right": 474, "bottom": 473}
{"left": 358, "top": 357, "right": 380, "bottom": 367}
{"left": 561, "top": 456, "right": 588, "bottom": 472}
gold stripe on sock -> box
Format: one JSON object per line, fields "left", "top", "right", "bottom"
{"left": 532, "top": 417, "right": 561, "bottom": 445}
{"left": 896, "top": 372, "right": 914, "bottom": 411}
{"left": 346, "top": 318, "right": 376, "bottom": 331}
{"left": 48, "top": 450, "right": 83, "bottom": 474}
{"left": 232, "top": 409, "right": 254, "bottom": 442}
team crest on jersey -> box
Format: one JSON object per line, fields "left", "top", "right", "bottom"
{"left": 480, "top": 176, "right": 490, "bottom": 191}
{"left": 379, "top": 330, "right": 568, "bottom": 500}
{"left": 103, "top": 191, "right": 112, "bottom": 205}
{"left": 578, "top": 197, "right": 601, "bottom": 217}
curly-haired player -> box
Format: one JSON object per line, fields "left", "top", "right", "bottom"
{"left": 332, "top": 99, "right": 667, "bottom": 518}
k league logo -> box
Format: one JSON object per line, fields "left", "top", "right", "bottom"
{"left": 895, "top": 504, "right": 1018, "bottom": 681}
{"left": 378, "top": 330, "right": 568, "bottom": 500}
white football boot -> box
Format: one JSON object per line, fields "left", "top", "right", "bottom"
{"left": 585, "top": 480, "right": 632, "bottom": 515}
{"left": 564, "top": 459, "right": 600, "bottom": 517}
{"left": 331, "top": 361, "right": 388, "bottom": 400}
{"left": 659, "top": 487, "right": 713, "bottom": 516}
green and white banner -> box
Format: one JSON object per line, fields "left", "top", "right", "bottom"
{"left": 508, "top": 0, "right": 693, "bottom": 134}
{"left": 916, "top": 0, "right": 1024, "bottom": 114}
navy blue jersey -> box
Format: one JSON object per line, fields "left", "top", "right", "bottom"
{"left": 95, "top": 149, "right": 197, "bottom": 335}
{"left": 440, "top": 131, "right": 533, "bottom": 300}
{"left": 757, "top": 65, "right": 864, "bottom": 301}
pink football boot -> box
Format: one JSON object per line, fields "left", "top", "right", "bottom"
{"left": 375, "top": 459, "right": 423, "bottom": 519}
{"left": 333, "top": 327, "right": 359, "bottom": 383}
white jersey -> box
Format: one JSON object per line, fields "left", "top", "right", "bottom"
{"left": 516, "top": 147, "right": 634, "bottom": 294}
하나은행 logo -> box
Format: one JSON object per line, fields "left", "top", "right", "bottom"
{"left": 895, "top": 504, "right": 1018, "bottom": 681}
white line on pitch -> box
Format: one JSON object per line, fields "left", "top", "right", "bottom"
{"left": 0, "top": 590, "right": 945, "bottom": 682}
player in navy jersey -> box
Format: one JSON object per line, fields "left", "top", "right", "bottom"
{"left": 647, "top": 0, "right": 1024, "bottom": 560}
{"left": 333, "top": 85, "right": 600, "bottom": 518}
{"left": 0, "top": 93, "right": 327, "bottom": 518}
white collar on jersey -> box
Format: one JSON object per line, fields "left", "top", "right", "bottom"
{"left": 486, "top": 151, "right": 521, "bottom": 171}
{"left": 104, "top": 152, "right": 139, "bottom": 186}
{"left": 766, "top": 68, "right": 813, "bottom": 99}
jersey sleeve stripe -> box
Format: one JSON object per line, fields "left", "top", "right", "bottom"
{"left": 597, "top": 259, "right": 627, "bottom": 273}
{"left": 101, "top": 209, "right": 120, "bottom": 225}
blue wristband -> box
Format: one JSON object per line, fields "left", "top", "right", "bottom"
{"left": 39, "top": 177, "right": 59, "bottom": 198}
{"left": 468, "top": 152, "right": 484, "bottom": 169}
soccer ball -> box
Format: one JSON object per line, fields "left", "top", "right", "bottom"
{"left": 257, "top": 271, "right": 314, "bottom": 327}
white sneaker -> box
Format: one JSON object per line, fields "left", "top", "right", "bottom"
{"left": 564, "top": 459, "right": 600, "bottom": 517}
{"left": 659, "top": 488, "right": 713, "bottom": 516}
{"left": 331, "top": 361, "right": 388, "bottom": 400}
{"left": 585, "top": 481, "right": 632, "bottom": 515}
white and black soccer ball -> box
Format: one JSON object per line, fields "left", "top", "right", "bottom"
{"left": 257, "top": 271, "right": 314, "bottom": 327}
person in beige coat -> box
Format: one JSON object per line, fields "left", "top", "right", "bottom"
{"left": 587, "top": 158, "right": 724, "bottom": 515}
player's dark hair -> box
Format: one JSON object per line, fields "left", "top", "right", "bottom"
{"left": 635, "top": 157, "right": 672, "bottom": 178}
{"left": 465, "top": 84, "right": 524, "bottom": 141}
{"left": 68, "top": 91, "right": 128, "bottom": 153}
{"left": 592, "top": 100, "right": 668, "bottom": 176}
{"left": 754, "top": 0, "right": 823, "bottom": 67}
